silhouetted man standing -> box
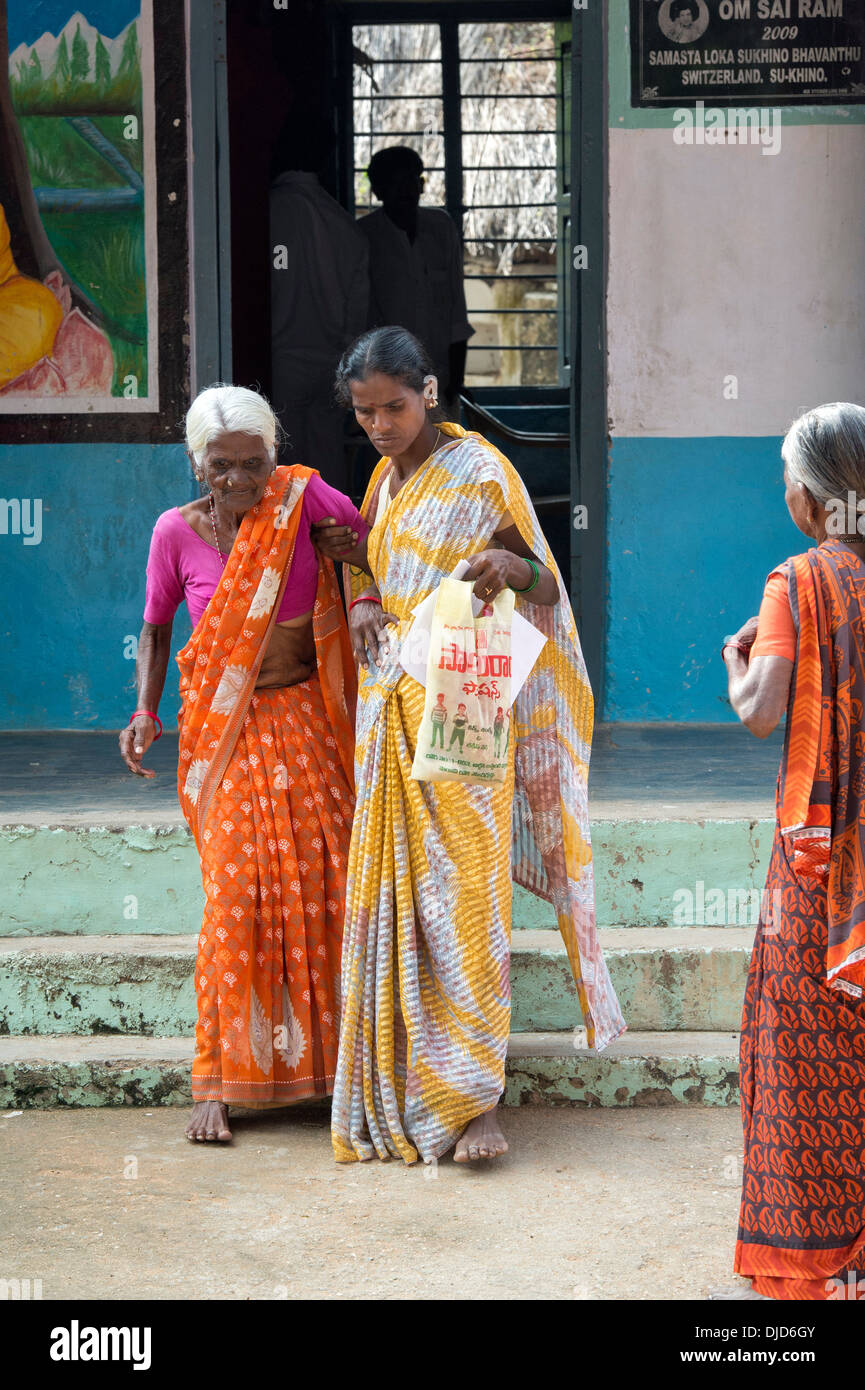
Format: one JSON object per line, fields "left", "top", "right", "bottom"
{"left": 358, "top": 146, "right": 473, "bottom": 415}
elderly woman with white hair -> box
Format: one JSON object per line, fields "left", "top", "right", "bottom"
{"left": 721, "top": 402, "right": 865, "bottom": 1301}
{"left": 118, "top": 384, "right": 368, "bottom": 1142}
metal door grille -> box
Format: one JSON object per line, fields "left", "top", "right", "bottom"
{"left": 351, "top": 17, "right": 564, "bottom": 389}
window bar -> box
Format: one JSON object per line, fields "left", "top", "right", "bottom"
{"left": 355, "top": 129, "right": 560, "bottom": 138}
{"left": 342, "top": 23, "right": 356, "bottom": 212}
{"left": 379, "top": 165, "right": 554, "bottom": 172}
{"left": 356, "top": 93, "right": 555, "bottom": 101}
{"left": 462, "top": 165, "right": 556, "bottom": 172}
{"left": 354, "top": 166, "right": 446, "bottom": 173}
{"left": 356, "top": 93, "right": 446, "bottom": 101}
{"left": 463, "top": 274, "right": 557, "bottom": 281}
{"left": 459, "top": 55, "right": 559, "bottom": 63}
{"left": 460, "top": 93, "right": 556, "bottom": 100}
{"left": 464, "top": 202, "right": 557, "bottom": 210}
{"left": 360, "top": 130, "right": 448, "bottom": 138}
{"left": 356, "top": 57, "right": 442, "bottom": 65}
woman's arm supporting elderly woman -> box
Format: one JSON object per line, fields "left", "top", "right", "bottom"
{"left": 311, "top": 526, "right": 399, "bottom": 668}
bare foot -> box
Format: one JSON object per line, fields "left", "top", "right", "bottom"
{"left": 453, "top": 1104, "right": 508, "bottom": 1162}
{"left": 186, "top": 1100, "right": 232, "bottom": 1142}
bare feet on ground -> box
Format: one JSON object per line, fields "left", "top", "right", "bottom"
{"left": 186, "top": 1100, "right": 232, "bottom": 1142}
{"left": 453, "top": 1104, "right": 508, "bottom": 1162}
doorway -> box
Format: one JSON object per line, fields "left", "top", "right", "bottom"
{"left": 207, "top": 0, "right": 606, "bottom": 696}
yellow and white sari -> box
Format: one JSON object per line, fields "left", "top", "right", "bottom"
{"left": 332, "top": 423, "right": 625, "bottom": 1163}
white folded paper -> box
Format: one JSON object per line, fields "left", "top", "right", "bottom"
{"left": 398, "top": 560, "right": 547, "bottom": 709}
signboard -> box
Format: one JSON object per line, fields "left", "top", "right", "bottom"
{"left": 630, "top": 0, "right": 865, "bottom": 106}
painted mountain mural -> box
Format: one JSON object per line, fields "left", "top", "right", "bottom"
{"left": 9, "top": 11, "right": 142, "bottom": 113}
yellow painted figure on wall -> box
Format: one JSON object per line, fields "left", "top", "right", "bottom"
{"left": 0, "top": 202, "right": 63, "bottom": 386}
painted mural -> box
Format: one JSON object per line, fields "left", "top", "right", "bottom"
{"left": 0, "top": 0, "right": 156, "bottom": 410}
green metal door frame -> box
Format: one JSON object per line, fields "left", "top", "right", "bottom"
{"left": 186, "top": 0, "right": 233, "bottom": 392}
{"left": 569, "top": 3, "right": 608, "bottom": 710}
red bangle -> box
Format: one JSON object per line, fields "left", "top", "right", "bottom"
{"left": 721, "top": 642, "right": 748, "bottom": 663}
{"left": 349, "top": 596, "right": 382, "bottom": 612}
{"left": 131, "top": 710, "right": 162, "bottom": 739}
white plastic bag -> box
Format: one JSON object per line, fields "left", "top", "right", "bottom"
{"left": 410, "top": 577, "right": 514, "bottom": 785}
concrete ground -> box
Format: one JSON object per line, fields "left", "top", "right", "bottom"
{"left": 0, "top": 1103, "right": 745, "bottom": 1301}
{"left": 0, "top": 721, "right": 783, "bottom": 825}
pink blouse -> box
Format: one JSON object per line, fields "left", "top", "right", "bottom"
{"left": 143, "top": 474, "right": 367, "bottom": 630}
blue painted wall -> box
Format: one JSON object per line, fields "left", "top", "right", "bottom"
{"left": 4, "top": 426, "right": 808, "bottom": 726}
{"left": 0, "top": 443, "right": 193, "bottom": 729}
{"left": 605, "top": 436, "right": 805, "bottom": 721}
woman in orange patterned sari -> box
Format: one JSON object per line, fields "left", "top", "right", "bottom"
{"left": 119, "top": 386, "right": 366, "bottom": 1142}
{"left": 723, "top": 403, "right": 865, "bottom": 1300}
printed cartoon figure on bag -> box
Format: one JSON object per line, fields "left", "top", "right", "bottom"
{"left": 448, "top": 703, "right": 468, "bottom": 750}
{"left": 493, "top": 707, "right": 507, "bottom": 757}
{"left": 430, "top": 692, "right": 448, "bottom": 748}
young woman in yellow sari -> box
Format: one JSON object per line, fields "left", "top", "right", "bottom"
{"left": 323, "top": 327, "right": 625, "bottom": 1165}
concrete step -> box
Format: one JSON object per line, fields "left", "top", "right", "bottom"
{"left": 0, "top": 1031, "right": 740, "bottom": 1109}
{"left": 506, "top": 1031, "right": 739, "bottom": 1107}
{"left": 0, "top": 818, "right": 774, "bottom": 935}
{"left": 0, "top": 929, "right": 752, "bottom": 1037}
{"left": 512, "top": 929, "right": 750, "bottom": 1032}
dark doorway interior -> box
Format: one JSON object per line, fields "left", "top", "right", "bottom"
{"left": 226, "top": 0, "right": 333, "bottom": 400}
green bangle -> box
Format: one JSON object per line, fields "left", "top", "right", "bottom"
{"left": 508, "top": 557, "right": 539, "bottom": 594}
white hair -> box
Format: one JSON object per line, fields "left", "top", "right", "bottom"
{"left": 782, "top": 401, "right": 865, "bottom": 505}
{"left": 185, "top": 384, "right": 280, "bottom": 468}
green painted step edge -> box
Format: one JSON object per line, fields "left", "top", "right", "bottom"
{"left": 0, "top": 932, "right": 754, "bottom": 1036}
{"left": 505, "top": 1052, "right": 739, "bottom": 1108}
{"left": 0, "top": 1032, "right": 740, "bottom": 1109}
{"left": 0, "top": 819, "right": 776, "bottom": 935}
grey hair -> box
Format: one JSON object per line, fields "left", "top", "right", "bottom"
{"left": 185, "top": 384, "right": 281, "bottom": 470}
{"left": 782, "top": 402, "right": 865, "bottom": 505}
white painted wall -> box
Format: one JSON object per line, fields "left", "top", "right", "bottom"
{"left": 607, "top": 124, "right": 865, "bottom": 437}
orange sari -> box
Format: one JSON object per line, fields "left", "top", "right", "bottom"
{"left": 176, "top": 466, "right": 356, "bottom": 1105}
{"left": 736, "top": 541, "right": 865, "bottom": 1298}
